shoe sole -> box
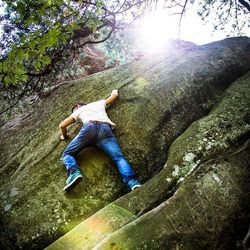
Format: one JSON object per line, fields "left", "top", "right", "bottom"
{"left": 131, "top": 184, "right": 142, "bottom": 191}
{"left": 63, "top": 175, "right": 83, "bottom": 191}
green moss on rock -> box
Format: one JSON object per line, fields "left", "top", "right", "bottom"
{"left": 1, "top": 37, "right": 250, "bottom": 249}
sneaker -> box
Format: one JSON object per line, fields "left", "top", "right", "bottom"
{"left": 128, "top": 179, "right": 142, "bottom": 191}
{"left": 63, "top": 170, "right": 83, "bottom": 191}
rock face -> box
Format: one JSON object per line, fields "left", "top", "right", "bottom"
{"left": 0, "top": 37, "right": 250, "bottom": 249}
{"left": 46, "top": 70, "right": 250, "bottom": 250}
{"left": 94, "top": 151, "right": 250, "bottom": 250}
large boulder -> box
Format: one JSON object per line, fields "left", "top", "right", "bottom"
{"left": 47, "top": 70, "right": 250, "bottom": 250}
{"left": 94, "top": 150, "right": 250, "bottom": 250}
{"left": 0, "top": 37, "right": 250, "bottom": 249}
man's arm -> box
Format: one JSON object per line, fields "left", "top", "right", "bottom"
{"left": 105, "top": 89, "right": 119, "bottom": 105}
{"left": 59, "top": 117, "right": 76, "bottom": 140}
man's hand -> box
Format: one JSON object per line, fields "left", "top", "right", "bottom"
{"left": 59, "top": 117, "right": 75, "bottom": 141}
{"left": 106, "top": 89, "right": 119, "bottom": 105}
{"left": 111, "top": 89, "right": 118, "bottom": 96}
{"left": 60, "top": 134, "right": 69, "bottom": 141}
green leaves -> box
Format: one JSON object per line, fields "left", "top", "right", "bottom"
{"left": 43, "top": 55, "right": 51, "bottom": 65}
{"left": 96, "top": 0, "right": 105, "bottom": 8}
{"left": 46, "top": 28, "right": 60, "bottom": 47}
{"left": 0, "top": 0, "right": 145, "bottom": 89}
{"left": 1, "top": 58, "right": 27, "bottom": 86}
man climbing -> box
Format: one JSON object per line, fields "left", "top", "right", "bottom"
{"left": 59, "top": 89, "right": 142, "bottom": 192}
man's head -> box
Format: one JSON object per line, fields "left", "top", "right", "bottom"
{"left": 71, "top": 102, "right": 87, "bottom": 113}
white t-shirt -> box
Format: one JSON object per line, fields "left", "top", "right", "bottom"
{"left": 70, "top": 99, "right": 116, "bottom": 128}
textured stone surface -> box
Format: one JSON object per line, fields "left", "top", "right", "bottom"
{"left": 46, "top": 204, "right": 137, "bottom": 250}
{"left": 47, "top": 70, "right": 250, "bottom": 250}
{"left": 94, "top": 150, "right": 250, "bottom": 250}
{"left": 0, "top": 37, "right": 250, "bottom": 249}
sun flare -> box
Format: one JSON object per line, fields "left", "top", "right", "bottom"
{"left": 139, "top": 11, "right": 179, "bottom": 52}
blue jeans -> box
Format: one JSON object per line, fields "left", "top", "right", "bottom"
{"left": 61, "top": 122, "right": 137, "bottom": 186}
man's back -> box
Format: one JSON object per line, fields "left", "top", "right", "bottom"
{"left": 70, "top": 100, "right": 116, "bottom": 128}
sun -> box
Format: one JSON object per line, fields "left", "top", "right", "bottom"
{"left": 139, "top": 11, "right": 179, "bottom": 52}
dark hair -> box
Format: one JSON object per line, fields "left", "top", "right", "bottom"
{"left": 71, "top": 102, "right": 87, "bottom": 113}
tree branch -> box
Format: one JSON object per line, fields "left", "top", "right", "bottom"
{"left": 73, "top": 26, "right": 115, "bottom": 50}
{"left": 238, "top": 0, "right": 250, "bottom": 11}
{"left": 115, "top": 1, "right": 144, "bottom": 14}
{"left": 178, "top": 0, "right": 189, "bottom": 38}
{"left": 26, "top": 66, "right": 53, "bottom": 77}
{"left": 0, "top": 76, "right": 37, "bottom": 114}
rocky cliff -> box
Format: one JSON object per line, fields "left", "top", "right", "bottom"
{"left": 0, "top": 37, "right": 250, "bottom": 250}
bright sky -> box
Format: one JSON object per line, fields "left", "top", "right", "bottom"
{"left": 135, "top": 0, "right": 250, "bottom": 52}
{"left": 0, "top": 0, "right": 249, "bottom": 53}
{"left": 0, "top": 0, "right": 4, "bottom": 39}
